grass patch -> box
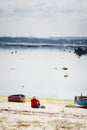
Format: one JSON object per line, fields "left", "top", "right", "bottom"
{"left": 39, "top": 98, "right": 74, "bottom": 104}
{"left": 48, "top": 119, "right": 83, "bottom": 130}
{"left": 0, "top": 96, "right": 7, "bottom": 101}
{"left": 16, "top": 120, "right": 42, "bottom": 128}
{"left": 17, "top": 121, "right": 31, "bottom": 128}
{"left": 30, "top": 121, "right": 42, "bottom": 127}
{"left": 0, "top": 117, "right": 6, "bottom": 122}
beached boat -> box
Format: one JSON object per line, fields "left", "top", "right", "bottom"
{"left": 8, "top": 94, "right": 26, "bottom": 102}
{"left": 74, "top": 95, "right": 87, "bottom": 106}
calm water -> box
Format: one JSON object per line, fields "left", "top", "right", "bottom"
{"left": 0, "top": 47, "right": 87, "bottom": 99}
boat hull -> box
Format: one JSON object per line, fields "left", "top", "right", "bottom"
{"left": 74, "top": 96, "right": 87, "bottom": 106}
{"left": 75, "top": 100, "right": 87, "bottom": 106}
{"left": 8, "top": 94, "right": 26, "bottom": 102}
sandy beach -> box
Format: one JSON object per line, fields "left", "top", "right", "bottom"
{"left": 0, "top": 97, "right": 87, "bottom": 130}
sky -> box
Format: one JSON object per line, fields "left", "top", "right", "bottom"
{"left": 0, "top": 0, "right": 87, "bottom": 37}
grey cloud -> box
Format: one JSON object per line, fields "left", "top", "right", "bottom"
{"left": 0, "top": 0, "right": 87, "bottom": 18}
{"left": 0, "top": 0, "right": 87, "bottom": 37}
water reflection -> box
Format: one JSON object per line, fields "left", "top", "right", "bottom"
{"left": 0, "top": 47, "right": 87, "bottom": 99}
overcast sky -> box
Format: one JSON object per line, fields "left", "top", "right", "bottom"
{"left": 0, "top": 0, "right": 87, "bottom": 37}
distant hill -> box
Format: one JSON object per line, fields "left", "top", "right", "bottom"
{"left": 0, "top": 36, "right": 87, "bottom": 45}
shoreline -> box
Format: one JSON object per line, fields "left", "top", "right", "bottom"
{"left": 0, "top": 96, "right": 74, "bottom": 104}
{"left": 0, "top": 97, "right": 87, "bottom": 130}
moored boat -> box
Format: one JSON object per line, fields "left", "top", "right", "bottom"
{"left": 8, "top": 94, "right": 26, "bottom": 102}
{"left": 74, "top": 94, "right": 87, "bottom": 106}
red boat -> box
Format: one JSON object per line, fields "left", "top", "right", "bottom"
{"left": 8, "top": 94, "right": 26, "bottom": 102}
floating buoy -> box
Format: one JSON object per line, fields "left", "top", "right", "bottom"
{"left": 64, "top": 74, "right": 68, "bottom": 77}
{"left": 62, "top": 67, "right": 68, "bottom": 70}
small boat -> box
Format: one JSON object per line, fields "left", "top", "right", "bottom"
{"left": 8, "top": 94, "right": 26, "bottom": 102}
{"left": 74, "top": 94, "right": 87, "bottom": 106}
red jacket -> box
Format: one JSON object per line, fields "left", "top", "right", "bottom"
{"left": 31, "top": 98, "right": 40, "bottom": 108}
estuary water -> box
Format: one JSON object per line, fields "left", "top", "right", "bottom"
{"left": 0, "top": 46, "right": 87, "bottom": 99}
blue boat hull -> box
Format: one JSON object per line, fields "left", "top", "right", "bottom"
{"left": 75, "top": 100, "right": 87, "bottom": 106}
